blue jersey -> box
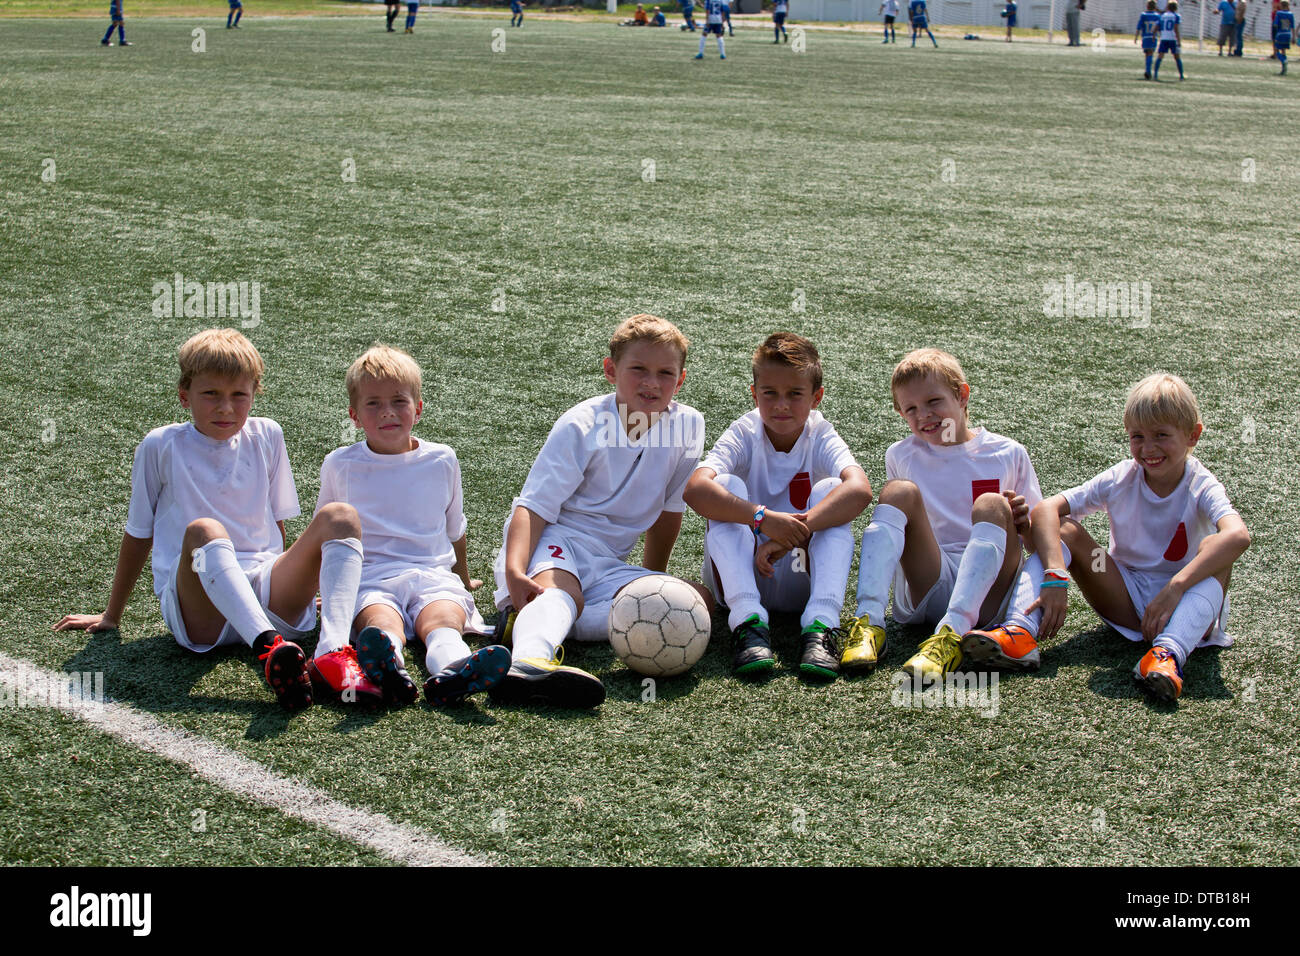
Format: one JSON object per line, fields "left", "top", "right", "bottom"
{"left": 1217, "top": 0, "right": 1236, "bottom": 25}
{"left": 679, "top": 0, "right": 693, "bottom": 11}
{"left": 1137, "top": 10, "right": 1160, "bottom": 43}
{"left": 909, "top": 0, "right": 927, "bottom": 21}
{"left": 1276, "top": 10, "right": 1295, "bottom": 34}
{"left": 510, "top": 0, "right": 521, "bottom": 9}
{"left": 703, "top": 0, "right": 725, "bottom": 21}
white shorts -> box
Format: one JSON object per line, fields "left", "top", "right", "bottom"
{"left": 357, "top": 566, "right": 489, "bottom": 639}
{"left": 161, "top": 554, "right": 316, "bottom": 654}
{"left": 891, "top": 549, "right": 1020, "bottom": 630}
{"left": 1106, "top": 563, "right": 1233, "bottom": 647}
{"left": 701, "top": 540, "right": 810, "bottom": 614}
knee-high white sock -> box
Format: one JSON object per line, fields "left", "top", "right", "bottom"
{"left": 855, "top": 503, "right": 907, "bottom": 626}
{"left": 802, "top": 478, "right": 852, "bottom": 630}
{"left": 426, "top": 626, "right": 472, "bottom": 675}
{"left": 194, "top": 538, "right": 273, "bottom": 644}
{"left": 573, "top": 600, "right": 612, "bottom": 642}
{"left": 1155, "top": 577, "right": 1224, "bottom": 667}
{"left": 698, "top": 34, "right": 706, "bottom": 54}
{"left": 316, "top": 537, "right": 363, "bottom": 658}
{"left": 717, "top": 36, "right": 725, "bottom": 55}
{"left": 511, "top": 587, "right": 577, "bottom": 662}
{"left": 708, "top": 520, "right": 766, "bottom": 631}
{"left": 937, "top": 522, "right": 1007, "bottom": 636}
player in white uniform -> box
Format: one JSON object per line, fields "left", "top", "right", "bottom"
{"left": 880, "top": 0, "right": 900, "bottom": 43}
{"left": 1154, "top": 0, "right": 1185, "bottom": 80}
{"left": 773, "top": 0, "right": 790, "bottom": 43}
{"left": 55, "top": 329, "right": 366, "bottom": 711}
{"left": 316, "top": 346, "right": 509, "bottom": 708}
{"left": 685, "top": 333, "right": 872, "bottom": 681}
{"left": 850, "top": 349, "right": 1040, "bottom": 681}
{"left": 987, "top": 374, "right": 1250, "bottom": 702}
{"left": 493, "top": 314, "right": 708, "bottom": 708}
{"left": 694, "top": 0, "right": 727, "bottom": 58}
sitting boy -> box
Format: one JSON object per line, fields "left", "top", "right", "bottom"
{"left": 316, "top": 346, "right": 509, "bottom": 707}
{"left": 55, "top": 328, "right": 365, "bottom": 711}
{"left": 684, "top": 333, "right": 872, "bottom": 681}
{"left": 492, "top": 314, "right": 708, "bottom": 708}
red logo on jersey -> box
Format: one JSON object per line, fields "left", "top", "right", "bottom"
{"left": 548, "top": 545, "right": 565, "bottom": 560}
{"left": 1163, "top": 523, "right": 1188, "bottom": 562}
{"left": 789, "top": 472, "right": 812, "bottom": 510}
{"left": 971, "top": 478, "right": 1000, "bottom": 503}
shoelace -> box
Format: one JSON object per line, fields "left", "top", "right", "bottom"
{"left": 815, "top": 628, "right": 843, "bottom": 655}
{"left": 919, "top": 634, "right": 955, "bottom": 665}
{"left": 256, "top": 635, "right": 284, "bottom": 662}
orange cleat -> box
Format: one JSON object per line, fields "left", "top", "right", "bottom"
{"left": 308, "top": 646, "right": 384, "bottom": 706}
{"left": 961, "top": 624, "right": 1041, "bottom": 670}
{"left": 1133, "top": 646, "right": 1183, "bottom": 702}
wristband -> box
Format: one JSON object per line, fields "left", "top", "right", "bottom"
{"left": 1040, "top": 579, "right": 1069, "bottom": 590}
{"left": 752, "top": 506, "right": 766, "bottom": 536}
{"left": 1043, "top": 568, "right": 1070, "bottom": 584}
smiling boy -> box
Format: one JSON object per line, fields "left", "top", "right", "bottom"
{"left": 491, "top": 314, "right": 707, "bottom": 708}
{"left": 684, "top": 333, "right": 872, "bottom": 681}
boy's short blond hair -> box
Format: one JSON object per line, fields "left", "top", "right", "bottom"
{"left": 346, "top": 345, "right": 423, "bottom": 407}
{"left": 752, "top": 332, "right": 823, "bottom": 392}
{"left": 178, "top": 328, "right": 265, "bottom": 392}
{"left": 609, "top": 314, "right": 689, "bottom": 369}
{"left": 1123, "top": 373, "right": 1201, "bottom": 436}
{"left": 890, "top": 348, "right": 968, "bottom": 418}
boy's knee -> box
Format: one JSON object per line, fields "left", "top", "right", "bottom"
{"left": 714, "top": 472, "right": 749, "bottom": 499}
{"left": 183, "top": 518, "right": 228, "bottom": 547}
{"left": 316, "top": 501, "right": 361, "bottom": 538}
{"left": 971, "top": 491, "right": 1012, "bottom": 523}
{"left": 807, "top": 476, "right": 841, "bottom": 509}
{"left": 878, "top": 478, "right": 919, "bottom": 508}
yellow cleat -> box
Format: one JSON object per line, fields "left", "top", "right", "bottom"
{"left": 901, "top": 625, "right": 963, "bottom": 682}
{"left": 840, "top": 617, "right": 887, "bottom": 672}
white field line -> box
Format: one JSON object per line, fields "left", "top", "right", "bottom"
{"left": 0, "top": 651, "right": 486, "bottom": 867}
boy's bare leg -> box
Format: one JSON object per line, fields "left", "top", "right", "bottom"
{"left": 1059, "top": 518, "right": 1142, "bottom": 631}
{"left": 268, "top": 502, "right": 361, "bottom": 625}
{"left": 176, "top": 517, "right": 271, "bottom": 646}
{"left": 882, "top": 479, "right": 944, "bottom": 606}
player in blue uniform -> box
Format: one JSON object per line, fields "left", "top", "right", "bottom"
{"left": 101, "top": 0, "right": 131, "bottom": 45}
{"left": 227, "top": 0, "right": 243, "bottom": 29}
{"left": 1135, "top": 0, "right": 1161, "bottom": 79}
{"left": 679, "top": 0, "right": 698, "bottom": 30}
{"left": 1275, "top": 0, "right": 1294, "bottom": 73}
{"left": 722, "top": 0, "right": 734, "bottom": 35}
{"left": 773, "top": 0, "right": 790, "bottom": 42}
{"left": 694, "top": 0, "right": 727, "bottom": 57}
{"left": 909, "top": 0, "right": 938, "bottom": 47}
{"left": 1002, "top": 0, "right": 1017, "bottom": 41}
{"left": 1154, "top": 0, "right": 1184, "bottom": 81}
{"left": 511, "top": 0, "right": 523, "bottom": 26}
{"left": 405, "top": 0, "right": 419, "bottom": 33}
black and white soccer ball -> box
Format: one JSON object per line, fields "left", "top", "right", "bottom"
{"left": 608, "top": 575, "right": 710, "bottom": 677}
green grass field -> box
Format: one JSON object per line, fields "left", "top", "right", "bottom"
{"left": 2, "top": 15, "right": 1297, "bottom": 867}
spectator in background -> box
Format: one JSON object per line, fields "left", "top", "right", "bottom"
{"left": 621, "top": 3, "right": 649, "bottom": 23}
{"left": 651, "top": 5, "right": 667, "bottom": 24}
{"left": 1065, "top": 0, "right": 1083, "bottom": 45}
{"left": 1218, "top": 0, "right": 1238, "bottom": 51}
{"left": 1234, "top": 0, "right": 1248, "bottom": 54}
{"left": 1270, "top": 0, "right": 1281, "bottom": 56}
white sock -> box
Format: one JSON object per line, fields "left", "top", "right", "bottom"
{"left": 937, "top": 522, "right": 1007, "bottom": 636}
{"left": 511, "top": 587, "right": 577, "bottom": 662}
{"left": 707, "top": 519, "right": 766, "bottom": 632}
{"left": 194, "top": 538, "right": 273, "bottom": 645}
{"left": 801, "top": 478, "right": 853, "bottom": 630}
{"left": 1155, "top": 578, "right": 1224, "bottom": 667}
{"left": 316, "top": 537, "right": 363, "bottom": 658}
{"left": 698, "top": 35, "right": 706, "bottom": 54}
{"left": 854, "top": 503, "right": 907, "bottom": 626}
{"left": 718, "top": 36, "right": 725, "bottom": 55}
{"left": 1005, "top": 541, "right": 1073, "bottom": 636}
{"left": 573, "top": 600, "right": 612, "bottom": 642}
{"left": 426, "top": 626, "right": 471, "bottom": 675}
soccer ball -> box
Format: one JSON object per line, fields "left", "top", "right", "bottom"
{"left": 608, "top": 575, "right": 711, "bottom": 678}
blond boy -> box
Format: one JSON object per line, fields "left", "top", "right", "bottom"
{"left": 55, "top": 329, "right": 365, "bottom": 711}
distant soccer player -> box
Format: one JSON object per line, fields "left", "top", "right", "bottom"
{"left": 1275, "top": 0, "right": 1294, "bottom": 73}
{"left": 773, "top": 0, "right": 790, "bottom": 42}
{"left": 101, "top": 0, "right": 131, "bottom": 46}
{"left": 1154, "top": 0, "right": 1184, "bottom": 80}
{"left": 694, "top": 0, "right": 727, "bottom": 58}
{"left": 511, "top": 0, "right": 524, "bottom": 26}
{"left": 722, "top": 0, "right": 734, "bottom": 35}
{"left": 384, "top": 1, "right": 401, "bottom": 32}
{"left": 679, "top": 0, "right": 697, "bottom": 31}
{"left": 1135, "top": 0, "right": 1160, "bottom": 78}
{"left": 405, "top": 0, "right": 419, "bottom": 33}
{"left": 909, "top": 0, "right": 938, "bottom": 47}
{"left": 227, "top": 0, "right": 243, "bottom": 29}
{"left": 1002, "top": 0, "right": 1017, "bottom": 41}
{"left": 880, "top": 0, "right": 899, "bottom": 42}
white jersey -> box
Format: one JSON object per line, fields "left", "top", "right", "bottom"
{"left": 698, "top": 409, "right": 859, "bottom": 512}
{"left": 775, "top": 0, "right": 789, "bottom": 12}
{"left": 316, "top": 437, "right": 466, "bottom": 580}
{"left": 885, "top": 427, "right": 1042, "bottom": 556}
{"left": 511, "top": 393, "right": 705, "bottom": 560}
{"left": 1063, "top": 456, "right": 1237, "bottom": 576}
{"left": 1159, "top": 10, "right": 1181, "bottom": 39}
{"left": 125, "top": 418, "right": 299, "bottom": 597}
{"left": 881, "top": 0, "right": 899, "bottom": 15}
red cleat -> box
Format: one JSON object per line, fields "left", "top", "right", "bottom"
{"left": 961, "top": 624, "right": 1041, "bottom": 670}
{"left": 308, "top": 646, "right": 384, "bottom": 706}
{"left": 256, "top": 634, "right": 313, "bottom": 710}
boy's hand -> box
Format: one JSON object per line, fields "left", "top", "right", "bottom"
{"left": 1024, "top": 588, "right": 1066, "bottom": 641}
{"left": 754, "top": 540, "right": 789, "bottom": 578}
{"left": 505, "top": 570, "right": 545, "bottom": 611}
{"left": 54, "top": 613, "right": 118, "bottom": 633}
{"left": 1142, "top": 581, "right": 1184, "bottom": 641}
{"left": 759, "top": 510, "right": 809, "bottom": 551}
{"left": 1003, "top": 490, "right": 1030, "bottom": 536}
{"left": 467, "top": 578, "right": 483, "bottom": 591}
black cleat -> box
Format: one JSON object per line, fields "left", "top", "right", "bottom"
{"left": 355, "top": 626, "right": 419, "bottom": 706}
{"left": 799, "top": 626, "right": 842, "bottom": 681}
{"left": 731, "top": 617, "right": 774, "bottom": 677}
{"left": 425, "top": 645, "right": 511, "bottom": 706}
{"left": 253, "top": 630, "right": 313, "bottom": 710}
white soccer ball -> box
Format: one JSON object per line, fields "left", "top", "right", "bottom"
{"left": 608, "top": 575, "right": 711, "bottom": 678}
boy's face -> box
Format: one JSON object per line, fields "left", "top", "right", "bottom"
{"left": 893, "top": 374, "right": 970, "bottom": 446}
{"left": 603, "top": 341, "right": 686, "bottom": 420}
{"left": 750, "top": 362, "right": 823, "bottom": 447}
{"left": 179, "top": 372, "right": 256, "bottom": 441}
{"left": 350, "top": 378, "right": 422, "bottom": 454}
{"left": 1127, "top": 419, "right": 1201, "bottom": 487}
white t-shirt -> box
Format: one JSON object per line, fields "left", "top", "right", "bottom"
{"left": 1159, "top": 10, "right": 1181, "bottom": 39}
{"left": 1063, "top": 456, "right": 1237, "bottom": 576}
{"left": 698, "top": 408, "right": 859, "bottom": 512}
{"left": 512, "top": 393, "right": 706, "bottom": 560}
{"left": 886, "top": 427, "right": 1042, "bottom": 556}
{"left": 125, "top": 418, "right": 299, "bottom": 597}
{"left": 316, "top": 438, "right": 466, "bottom": 580}
{"left": 881, "top": 0, "right": 899, "bottom": 16}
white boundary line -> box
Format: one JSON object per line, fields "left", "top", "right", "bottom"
{"left": 0, "top": 651, "right": 487, "bottom": 868}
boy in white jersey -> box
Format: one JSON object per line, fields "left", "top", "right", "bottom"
{"left": 849, "top": 349, "right": 1040, "bottom": 681}
{"left": 55, "top": 329, "right": 366, "bottom": 711}
{"left": 980, "top": 374, "right": 1250, "bottom": 702}
{"left": 684, "top": 333, "right": 872, "bottom": 681}
{"left": 492, "top": 314, "right": 708, "bottom": 708}
{"left": 694, "top": 0, "right": 727, "bottom": 58}
{"left": 316, "top": 346, "right": 510, "bottom": 708}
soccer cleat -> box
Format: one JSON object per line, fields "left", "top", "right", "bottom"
{"left": 492, "top": 606, "right": 516, "bottom": 649}
{"left": 254, "top": 632, "right": 313, "bottom": 710}
{"left": 101, "top": 38, "right": 111, "bottom": 45}
{"left": 307, "top": 645, "right": 384, "bottom": 706}
{"left": 1133, "top": 646, "right": 1183, "bottom": 702}
{"left": 720, "top": 53, "right": 726, "bottom": 58}
{"left": 731, "top": 616, "right": 774, "bottom": 677}
{"left": 488, "top": 647, "right": 605, "bottom": 708}
{"left": 961, "top": 624, "right": 1041, "bottom": 671}
{"left": 901, "top": 625, "right": 963, "bottom": 682}
{"left": 841, "top": 617, "right": 887, "bottom": 672}
{"left": 693, "top": 53, "right": 704, "bottom": 59}
{"left": 424, "top": 644, "right": 511, "bottom": 707}
{"left": 355, "top": 626, "right": 419, "bottom": 706}
{"left": 405, "top": 26, "right": 413, "bottom": 33}
{"left": 118, "top": 40, "right": 132, "bottom": 45}
{"left": 799, "top": 624, "right": 841, "bottom": 681}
